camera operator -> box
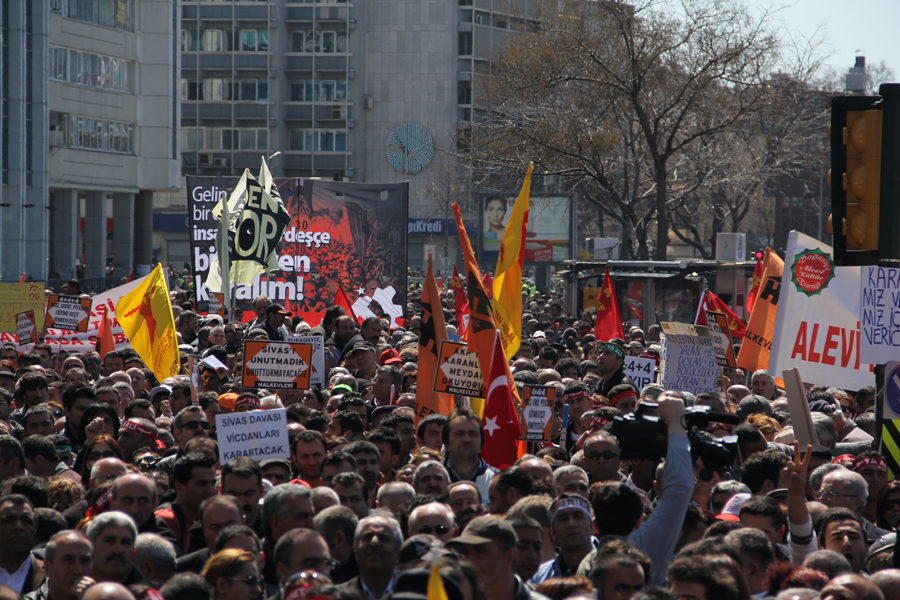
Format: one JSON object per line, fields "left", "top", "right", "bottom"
{"left": 577, "top": 390, "right": 693, "bottom": 586}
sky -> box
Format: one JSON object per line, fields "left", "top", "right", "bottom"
{"left": 775, "top": 0, "right": 900, "bottom": 79}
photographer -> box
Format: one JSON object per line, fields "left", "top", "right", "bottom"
{"left": 577, "top": 390, "right": 693, "bottom": 586}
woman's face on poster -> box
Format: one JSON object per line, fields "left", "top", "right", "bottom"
{"left": 486, "top": 198, "right": 506, "bottom": 229}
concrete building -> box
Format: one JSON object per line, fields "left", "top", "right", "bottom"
{"left": 1, "top": 0, "right": 180, "bottom": 286}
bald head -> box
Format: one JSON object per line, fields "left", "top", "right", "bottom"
{"left": 728, "top": 385, "right": 751, "bottom": 402}
{"left": 871, "top": 570, "right": 900, "bottom": 600}
{"left": 537, "top": 369, "right": 561, "bottom": 384}
{"left": 83, "top": 582, "right": 136, "bottom": 600}
{"left": 820, "top": 574, "right": 883, "bottom": 600}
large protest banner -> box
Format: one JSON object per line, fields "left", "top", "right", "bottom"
{"left": 188, "top": 177, "right": 409, "bottom": 327}
{"left": 659, "top": 323, "right": 720, "bottom": 395}
{"left": 0, "top": 283, "right": 44, "bottom": 333}
{"left": 769, "top": 231, "right": 874, "bottom": 390}
{"left": 860, "top": 266, "right": 900, "bottom": 364}
{"left": 216, "top": 409, "right": 290, "bottom": 463}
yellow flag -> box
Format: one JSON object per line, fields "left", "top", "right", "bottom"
{"left": 115, "top": 264, "right": 180, "bottom": 383}
{"left": 427, "top": 563, "right": 449, "bottom": 600}
{"left": 493, "top": 164, "right": 532, "bottom": 359}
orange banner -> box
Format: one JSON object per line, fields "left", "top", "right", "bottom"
{"left": 737, "top": 248, "right": 784, "bottom": 376}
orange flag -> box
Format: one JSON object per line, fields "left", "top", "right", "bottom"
{"left": 746, "top": 250, "right": 766, "bottom": 317}
{"left": 594, "top": 266, "right": 624, "bottom": 342}
{"left": 451, "top": 203, "right": 519, "bottom": 405}
{"left": 414, "top": 253, "right": 454, "bottom": 423}
{"left": 737, "top": 248, "right": 784, "bottom": 375}
{"left": 96, "top": 311, "right": 116, "bottom": 359}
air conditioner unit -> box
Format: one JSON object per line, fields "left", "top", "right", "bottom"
{"left": 213, "top": 157, "right": 229, "bottom": 167}
{"left": 182, "top": 155, "right": 197, "bottom": 167}
{"left": 199, "top": 154, "right": 212, "bottom": 165}
{"left": 49, "top": 128, "right": 64, "bottom": 148}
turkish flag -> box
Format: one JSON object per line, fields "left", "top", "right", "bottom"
{"left": 593, "top": 266, "right": 624, "bottom": 342}
{"left": 695, "top": 290, "right": 746, "bottom": 339}
{"left": 481, "top": 331, "right": 521, "bottom": 470}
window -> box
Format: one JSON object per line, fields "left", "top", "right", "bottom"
{"left": 458, "top": 32, "right": 472, "bottom": 56}
{"left": 458, "top": 81, "right": 471, "bottom": 105}
{"left": 241, "top": 79, "right": 257, "bottom": 101}
{"left": 290, "top": 80, "right": 313, "bottom": 102}
{"left": 290, "top": 29, "right": 347, "bottom": 53}
{"left": 66, "top": 0, "right": 132, "bottom": 30}
{"left": 316, "top": 130, "right": 346, "bottom": 152}
{"left": 241, "top": 30, "right": 257, "bottom": 51}
{"left": 52, "top": 112, "right": 133, "bottom": 154}
{"left": 291, "top": 31, "right": 308, "bottom": 53}
{"left": 289, "top": 130, "right": 313, "bottom": 151}
{"left": 51, "top": 46, "right": 133, "bottom": 93}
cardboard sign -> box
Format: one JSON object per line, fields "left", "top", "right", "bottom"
{"left": 44, "top": 294, "right": 92, "bottom": 332}
{"left": 520, "top": 384, "right": 557, "bottom": 441}
{"left": 434, "top": 340, "right": 485, "bottom": 398}
{"left": 216, "top": 408, "right": 290, "bottom": 462}
{"left": 624, "top": 355, "right": 656, "bottom": 392}
{"left": 208, "top": 292, "right": 225, "bottom": 317}
{"left": 242, "top": 340, "right": 312, "bottom": 390}
{"left": 660, "top": 326, "right": 720, "bottom": 395}
{"left": 188, "top": 356, "right": 200, "bottom": 405}
{"left": 15, "top": 311, "right": 36, "bottom": 346}
{"left": 705, "top": 311, "right": 737, "bottom": 368}
{"left": 860, "top": 266, "right": 900, "bottom": 364}
{"left": 0, "top": 283, "right": 44, "bottom": 333}
{"left": 782, "top": 368, "right": 819, "bottom": 447}
{"left": 286, "top": 335, "right": 325, "bottom": 387}
{"left": 770, "top": 231, "right": 874, "bottom": 390}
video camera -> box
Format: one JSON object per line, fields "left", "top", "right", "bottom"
{"left": 607, "top": 404, "right": 741, "bottom": 473}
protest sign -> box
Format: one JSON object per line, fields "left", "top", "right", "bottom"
{"left": 624, "top": 356, "right": 656, "bottom": 391}
{"left": 287, "top": 335, "right": 325, "bottom": 387}
{"left": 782, "top": 368, "right": 819, "bottom": 448}
{"left": 0, "top": 283, "right": 44, "bottom": 333}
{"left": 770, "top": 231, "right": 874, "bottom": 390}
{"left": 15, "top": 311, "right": 36, "bottom": 346}
{"left": 434, "top": 341, "right": 485, "bottom": 398}
{"left": 188, "top": 356, "right": 200, "bottom": 405}
{"left": 216, "top": 408, "right": 290, "bottom": 463}
{"left": 242, "top": 340, "right": 312, "bottom": 390}
{"left": 660, "top": 325, "right": 720, "bottom": 395}
{"left": 705, "top": 311, "right": 737, "bottom": 368}
{"left": 44, "top": 295, "right": 92, "bottom": 332}
{"left": 520, "top": 384, "right": 557, "bottom": 442}
{"left": 860, "top": 266, "right": 900, "bottom": 364}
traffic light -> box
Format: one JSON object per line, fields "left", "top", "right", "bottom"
{"left": 830, "top": 95, "right": 883, "bottom": 266}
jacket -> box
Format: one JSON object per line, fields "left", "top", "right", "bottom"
{"left": 443, "top": 456, "right": 498, "bottom": 508}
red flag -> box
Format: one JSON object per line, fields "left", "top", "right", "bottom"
{"left": 481, "top": 331, "right": 521, "bottom": 469}
{"left": 695, "top": 290, "right": 746, "bottom": 339}
{"left": 746, "top": 251, "right": 765, "bottom": 317}
{"left": 438, "top": 276, "right": 444, "bottom": 291}
{"left": 458, "top": 302, "right": 469, "bottom": 341}
{"left": 127, "top": 269, "right": 136, "bottom": 283}
{"left": 334, "top": 287, "right": 361, "bottom": 325}
{"left": 593, "top": 266, "right": 624, "bottom": 342}
{"left": 96, "top": 311, "right": 116, "bottom": 359}
{"left": 482, "top": 273, "right": 494, "bottom": 300}
{"left": 19, "top": 273, "right": 25, "bottom": 283}
{"left": 450, "top": 265, "right": 468, "bottom": 325}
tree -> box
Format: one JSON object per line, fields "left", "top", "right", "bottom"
{"left": 473, "top": 0, "right": 825, "bottom": 259}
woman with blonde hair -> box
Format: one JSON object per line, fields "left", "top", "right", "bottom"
{"left": 201, "top": 549, "right": 262, "bottom": 600}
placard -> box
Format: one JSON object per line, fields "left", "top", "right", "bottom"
{"left": 242, "top": 340, "right": 313, "bottom": 390}
{"left": 860, "top": 266, "right": 900, "bottom": 364}
{"left": 15, "top": 311, "right": 36, "bottom": 346}
{"left": 520, "top": 384, "right": 557, "bottom": 442}
{"left": 188, "top": 356, "right": 200, "bottom": 405}
{"left": 623, "top": 355, "right": 656, "bottom": 392}
{"left": 0, "top": 283, "right": 44, "bottom": 333}
{"left": 44, "top": 294, "right": 92, "bottom": 332}
{"left": 287, "top": 335, "right": 325, "bottom": 387}
{"left": 216, "top": 408, "right": 290, "bottom": 462}
{"left": 705, "top": 311, "right": 737, "bottom": 368}
{"left": 434, "top": 340, "right": 485, "bottom": 398}
{"left": 782, "top": 368, "right": 819, "bottom": 448}
{"left": 659, "top": 328, "right": 720, "bottom": 395}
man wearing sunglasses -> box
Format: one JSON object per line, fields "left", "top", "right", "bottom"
{"left": 582, "top": 432, "right": 623, "bottom": 484}
{"left": 154, "top": 406, "right": 211, "bottom": 476}
{"left": 407, "top": 502, "right": 455, "bottom": 543}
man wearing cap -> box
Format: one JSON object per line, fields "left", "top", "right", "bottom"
{"left": 531, "top": 494, "right": 595, "bottom": 584}
{"left": 348, "top": 342, "right": 378, "bottom": 381}
{"left": 448, "top": 516, "right": 548, "bottom": 600}
{"left": 263, "top": 304, "right": 291, "bottom": 342}
{"left": 595, "top": 342, "right": 635, "bottom": 399}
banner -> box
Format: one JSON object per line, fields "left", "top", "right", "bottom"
{"left": 520, "top": 384, "right": 557, "bottom": 442}
{"left": 44, "top": 294, "right": 92, "bottom": 332}
{"left": 769, "top": 231, "right": 874, "bottom": 390}
{"left": 623, "top": 355, "right": 656, "bottom": 392}
{"left": 860, "top": 267, "right": 900, "bottom": 364}
{"left": 481, "top": 194, "right": 572, "bottom": 264}
{"left": 188, "top": 177, "right": 409, "bottom": 326}
{"left": 16, "top": 311, "right": 36, "bottom": 347}
{"left": 242, "top": 340, "right": 312, "bottom": 390}
{"left": 0, "top": 283, "right": 44, "bottom": 333}
{"left": 287, "top": 335, "right": 325, "bottom": 387}
{"left": 705, "top": 311, "right": 737, "bottom": 368}
{"left": 434, "top": 341, "right": 485, "bottom": 398}
{"left": 216, "top": 409, "right": 290, "bottom": 463}
{"left": 660, "top": 325, "right": 720, "bottom": 395}
{"left": 196, "top": 292, "right": 225, "bottom": 317}
{"left": 737, "top": 248, "right": 784, "bottom": 375}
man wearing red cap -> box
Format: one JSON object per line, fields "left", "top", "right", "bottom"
{"left": 117, "top": 419, "right": 163, "bottom": 464}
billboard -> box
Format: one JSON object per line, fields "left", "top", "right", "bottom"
{"left": 480, "top": 194, "right": 572, "bottom": 264}
{"left": 188, "top": 177, "right": 409, "bottom": 326}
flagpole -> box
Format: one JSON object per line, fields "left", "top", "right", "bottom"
{"left": 219, "top": 200, "right": 231, "bottom": 315}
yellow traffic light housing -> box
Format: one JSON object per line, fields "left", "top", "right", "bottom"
{"left": 843, "top": 110, "right": 882, "bottom": 251}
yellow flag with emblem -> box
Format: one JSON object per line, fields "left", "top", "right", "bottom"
{"left": 115, "top": 264, "right": 180, "bottom": 382}
{"left": 492, "top": 164, "right": 532, "bottom": 359}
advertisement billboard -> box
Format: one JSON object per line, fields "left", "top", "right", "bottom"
{"left": 188, "top": 177, "right": 409, "bottom": 326}
{"left": 480, "top": 194, "right": 572, "bottom": 264}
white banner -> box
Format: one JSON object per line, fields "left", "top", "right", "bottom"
{"left": 770, "top": 231, "right": 874, "bottom": 390}
{"left": 216, "top": 408, "right": 290, "bottom": 463}
{"left": 860, "top": 266, "right": 900, "bottom": 364}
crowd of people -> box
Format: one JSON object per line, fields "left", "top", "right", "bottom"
{"left": 0, "top": 278, "right": 894, "bottom": 600}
